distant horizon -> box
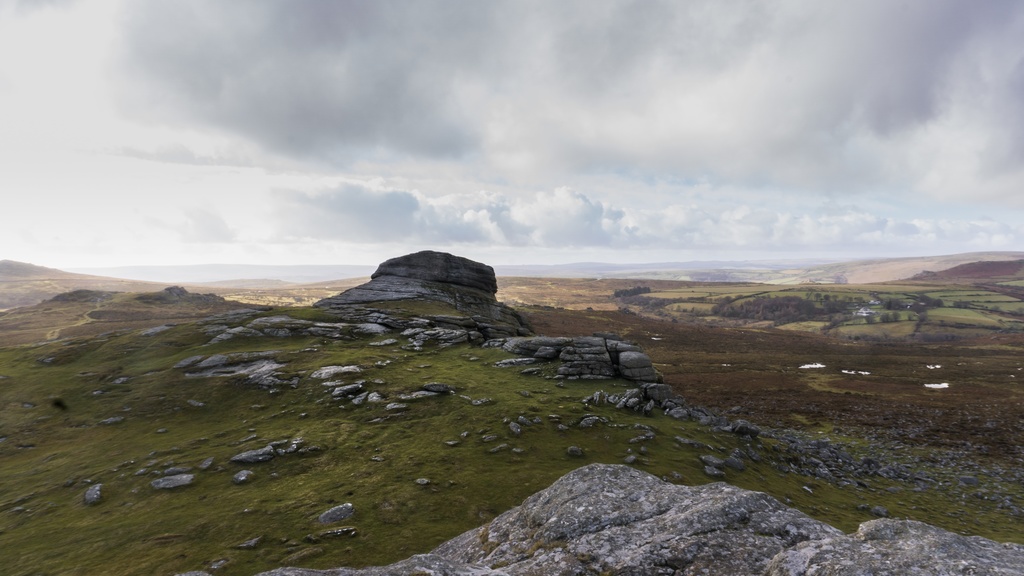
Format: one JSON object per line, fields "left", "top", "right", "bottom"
{"left": 35, "top": 249, "right": 1024, "bottom": 284}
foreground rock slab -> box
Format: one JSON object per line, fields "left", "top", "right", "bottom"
{"left": 236, "top": 464, "right": 1024, "bottom": 575}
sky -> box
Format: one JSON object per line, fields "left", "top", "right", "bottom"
{"left": 2, "top": 0, "right": 1024, "bottom": 270}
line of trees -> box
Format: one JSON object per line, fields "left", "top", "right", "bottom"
{"left": 613, "top": 286, "right": 651, "bottom": 298}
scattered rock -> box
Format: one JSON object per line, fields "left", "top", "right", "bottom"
{"left": 236, "top": 536, "right": 262, "bottom": 549}
{"left": 320, "top": 527, "right": 358, "bottom": 538}
{"left": 318, "top": 503, "right": 355, "bottom": 524}
{"left": 98, "top": 416, "right": 124, "bottom": 425}
{"left": 230, "top": 446, "right": 276, "bottom": 464}
{"left": 311, "top": 365, "right": 362, "bottom": 379}
{"left": 767, "top": 519, "right": 1024, "bottom": 575}
{"left": 233, "top": 470, "right": 255, "bottom": 485}
{"left": 150, "top": 474, "right": 194, "bottom": 490}
{"left": 566, "top": 446, "right": 584, "bottom": 457}
{"left": 83, "top": 484, "right": 102, "bottom": 505}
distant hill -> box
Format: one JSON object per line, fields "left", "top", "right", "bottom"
{"left": 526, "top": 252, "right": 1024, "bottom": 285}
{"left": 0, "top": 259, "right": 86, "bottom": 280}
{"left": 0, "top": 286, "right": 244, "bottom": 346}
{"left": 0, "top": 260, "right": 215, "bottom": 311}
{"left": 910, "top": 259, "right": 1024, "bottom": 282}
{"left": 66, "top": 263, "right": 377, "bottom": 284}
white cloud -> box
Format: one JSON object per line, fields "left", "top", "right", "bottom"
{"left": 3, "top": 1, "right": 1024, "bottom": 268}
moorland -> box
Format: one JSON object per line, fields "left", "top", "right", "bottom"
{"left": 0, "top": 254, "right": 1022, "bottom": 574}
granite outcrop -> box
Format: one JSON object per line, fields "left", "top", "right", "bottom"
{"left": 314, "top": 251, "right": 530, "bottom": 340}
{"left": 244, "top": 464, "right": 1024, "bottom": 576}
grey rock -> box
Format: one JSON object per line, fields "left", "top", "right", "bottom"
{"left": 233, "top": 470, "right": 255, "bottom": 485}
{"left": 84, "top": 483, "right": 102, "bottom": 505}
{"left": 566, "top": 446, "right": 584, "bottom": 457}
{"left": 98, "top": 416, "right": 124, "bottom": 425}
{"left": 723, "top": 456, "right": 746, "bottom": 471}
{"left": 198, "top": 457, "right": 215, "bottom": 470}
{"left": 173, "top": 355, "right": 205, "bottom": 369}
{"left": 432, "top": 464, "right": 841, "bottom": 575}
{"left": 236, "top": 536, "right": 263, "bottom": 549}
{"left": 700, "top": 455, "right": 725, "bottom": 468}
{"left": 150, "top": 474, "right": 194, "bottom": 490}
{"left": 641, "top": 382, "right": 673, "bottom": 402}
{"left": 254, "top": 555, "right": 501, "bottom": 576}
{"left": 331, "top": 383, "right": 364, "bottom": 397}
{"left": 704, "top": 465, "right": 726, "bottom": 478}
{"left": 372, "top": 251, "right": 498, "bottom": 293}
{"left": 311, "top": 365, "right": 362, "bottom": 379}
{"left": 230, "top": 445, "right": 276, "bottom": 464}
{"left": 422, "top": 382, "right": 454, "bottom": 393}
{"left": 509, "top": 422, "right": 522, "bottom": 436}
{"left": 314, "top": 252, "right": 530, "bottom": 340}
{"left": 767, "top": 519, "right": 1024, "bottom": 575}
{"left": 318, "top": 503, "right": 355, "bottom": 524}
{"left": 731, "top": 419, "right": 762, "bottom": 438}
{"left": 494, "top": 358, "right": 539, "bottom": 368}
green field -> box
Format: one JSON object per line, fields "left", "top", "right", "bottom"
{"left": 616, "top": 282, "right": 1024, "bottom": 339}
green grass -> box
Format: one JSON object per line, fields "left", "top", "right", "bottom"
{"left": 928, "top": 308, "right": 1005, "bottom": 328}
{"left": 2, "top": 305, "right": 1023, "bottom": 575}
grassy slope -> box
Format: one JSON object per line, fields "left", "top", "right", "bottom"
{"left": 1, "top": 302, "right": 1022, "bottom": 575}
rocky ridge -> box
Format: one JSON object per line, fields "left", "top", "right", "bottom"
{"left": 220, "top": 464, "right": 1024, "bottom": 576}
{"left": 314, "top": 251, "right": 530, "bottom": 340}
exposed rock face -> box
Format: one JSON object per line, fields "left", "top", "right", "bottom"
{"left": 501, "top": 335, "right": 661, "bottom": 383}
{"left": 372, "top": 251, "right": 498, "bottom": 294}
{"left": 250, "top": 464, "right": 1024, "bottom": 576}
{"left": 767, "top": 519, "right": 1024, "bottom": 575}
{"left": 315, "top": 251, "right": 530, "bottom": 340}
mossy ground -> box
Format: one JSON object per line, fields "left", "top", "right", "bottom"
{"left": 1, "top": 306, "right": 1022, "bottom": 575}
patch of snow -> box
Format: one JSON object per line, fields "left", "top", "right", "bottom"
{"left": 651, "top": 337, "right": 663, "bottom": 341}
{"left": 799, "top": 363, "right": 826, "bottom": 369}
{"left": 926, "top": 364, "right": 942, "bottom": 369}
{"left": 924, "top": 383, "right": 950, "bottom": 389}
{"left": 841, "top": 370, "right": 871, "bottom": 375}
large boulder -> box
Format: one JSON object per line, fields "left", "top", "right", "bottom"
{"left": 371, "top": 251, "right": 498, "bottom": 294}
{"left": 314, "top": 252, "right": 530, "bottom": 339}
{"left": 767, "top": 518, "right": 1024, "bottom": 575}
{"left": 252, "top": 464, "right": 1024, "bottom": 576}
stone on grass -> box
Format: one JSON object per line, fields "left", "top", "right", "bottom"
{"left": 233, "top": 470, "right": 255, "bottom": 485}
{"left": 230, "top": 445, "right": 276, "bottom": 464}
{"left": 318, "top": 503, "right": 355, "bottom": 524}
{"left": 151, "top": 474, "right": 194, "bottom": 490}
{"left": 84, "top": 484, "right": 102, "bottom": 505}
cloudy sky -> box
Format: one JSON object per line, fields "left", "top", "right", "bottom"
{"left": 3, "top": 0, "right": 1024, "bottom": 270}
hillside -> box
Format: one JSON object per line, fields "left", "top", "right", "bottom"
{"left": 910, "top": 259, "right": 1024, "bottom": 282}
{"left": 0, "top": 260, "right": 185, "bottom": 311}
{"left": 1, "top": 252, "right": 1022, "bottom": 575}
{"left": 0, "top": 286, "right": 248, "bottom": 347}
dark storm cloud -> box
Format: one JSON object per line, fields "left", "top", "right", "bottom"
{"left": 115, "top": 1, "right": 1024, "bottom": 197}
{"left": 117, "top": 1, "right": 494, "bottom": 161}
